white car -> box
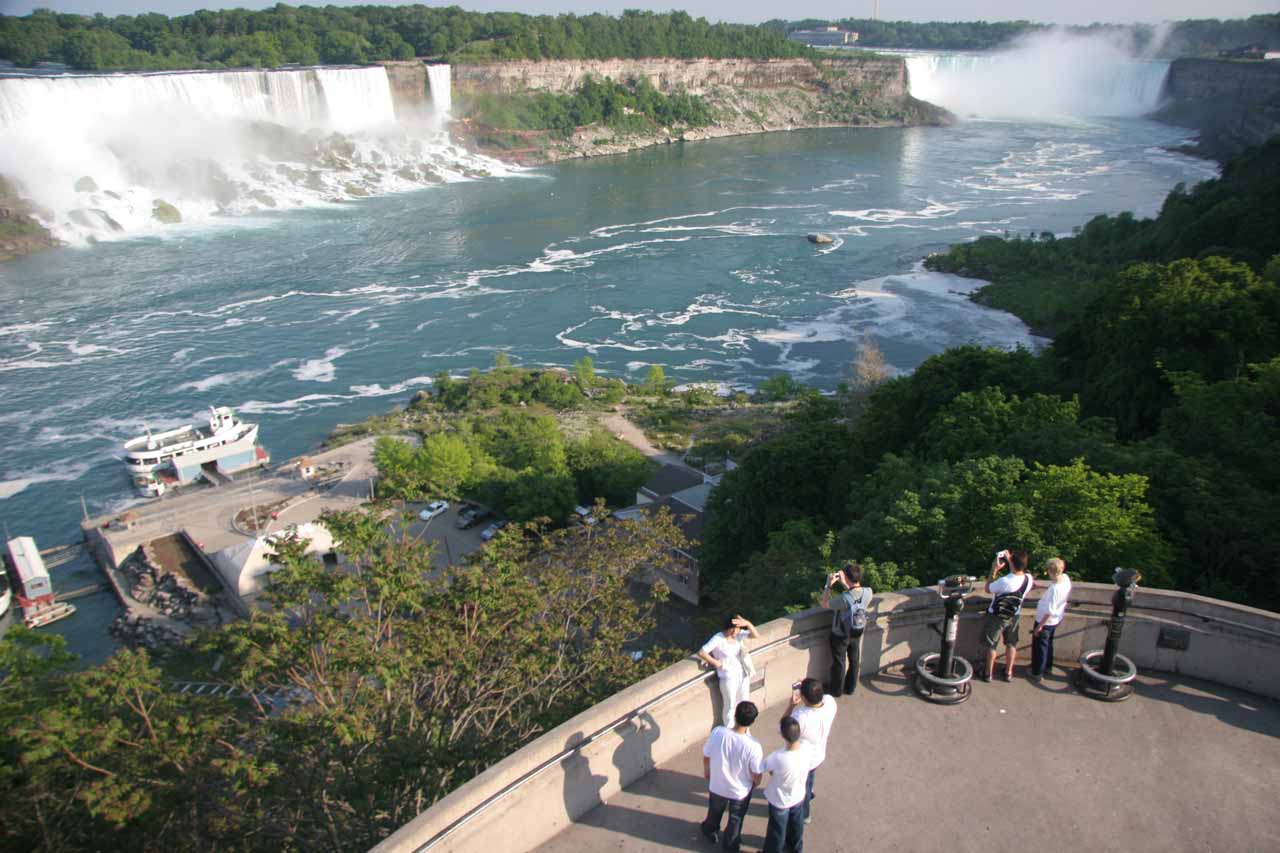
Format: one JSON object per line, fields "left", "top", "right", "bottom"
{"left": 418, "top": 500, "right": 450, "bottom": 521}
{"left": 480, "top": 520, "right": 507, "bottom": 541}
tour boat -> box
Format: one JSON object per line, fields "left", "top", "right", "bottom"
{"left": 122, "top": 406, "right": 270, "bottom": 497}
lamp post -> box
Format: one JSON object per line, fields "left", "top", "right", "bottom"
{"left": 1075, "top": 568, "right": 1141, "bottom": 702}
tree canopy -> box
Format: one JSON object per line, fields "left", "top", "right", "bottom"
{"left": 0, "top": 6, "right": 811, "bottom": 71}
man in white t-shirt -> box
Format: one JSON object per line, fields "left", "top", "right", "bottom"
{"left": 1030, "top": 557, "right": 1072, "bottom": 681}
{"left": 701, "top": 700, "right": 764, "bottom": 852}
{"left": 785, "top": 677, "right": 836, "bottom": 826}
{"left": 761, "top": 715, "right": 812, "bottom": 853}
{"left": 980, "top": 548, "right": 1033, "bottom": 682}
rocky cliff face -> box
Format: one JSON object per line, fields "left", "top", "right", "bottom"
{"left": 380, "top": 61, "right": 429, "bottom": 119}
{"left": 0, "top": 176, "right": 59, "bottom": 263}
{"left": 1157, "top": 58, "right": 1280, "bottom": 161}
{"left": 451, "top": 56, "right": 949, "bottom": 164}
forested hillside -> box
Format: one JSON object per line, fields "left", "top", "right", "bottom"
{"left": 0, "top": 6, "right": 810, "bottom": 71}
{"left": 771, "top": 14, "right": 1280, "bottom": 55}
{"left": 704, "top": 138, "right": 1280, "bottom": 619}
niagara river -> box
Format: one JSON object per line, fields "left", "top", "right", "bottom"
{"left": 0, "top": 48, "right": 1219, "bottom": 657}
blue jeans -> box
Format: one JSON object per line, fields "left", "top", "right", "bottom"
{"left": 800, "top": 768, "right": 816, "bottom": 823}
{"left": 702, "top": 788, "right": 753, "bottom": 852}
{"left": 764, "top": 801, "right": 805, "bottom": 853}
{"left": 1031, "top": 624, "right": 1057, "bottom": 675}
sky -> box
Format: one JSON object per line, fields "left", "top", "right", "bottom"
{"left": 1, "top": 0, "right": 1276, "bottom": 26}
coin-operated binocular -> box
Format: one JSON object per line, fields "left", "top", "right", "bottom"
{"left": 912, "top": 574, "right": 976, "bottom": 704}
{"left": 1074, "top": 568, "right": 1141, "bottom": 702}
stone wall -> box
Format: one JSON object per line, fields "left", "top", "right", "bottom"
{"left": 373, "top": 582, "right": 1280, "bottom": 853}
{"left": 1157, "top": 58, "right": 1280, "bottom": 160}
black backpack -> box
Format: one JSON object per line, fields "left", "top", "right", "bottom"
{"left": 993, "top": 575, "right": 1031, "bottom": 619}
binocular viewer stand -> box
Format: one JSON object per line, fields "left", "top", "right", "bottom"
{"left": 1074, "top": 568, "right": 1142, "bottom": 702}
{"left": 912, "top": 575, "right": 977, "bottom": 705}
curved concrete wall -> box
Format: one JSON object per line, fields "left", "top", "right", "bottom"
{"left": 374, "top": 583, "right": 1280, "bottom": 853}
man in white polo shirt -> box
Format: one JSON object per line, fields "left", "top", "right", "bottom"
{"left": 701, "top": 700, "right": 764, "bottom": 851}
{"left": 784, "top": 677, "right": 836, "bottom": 826}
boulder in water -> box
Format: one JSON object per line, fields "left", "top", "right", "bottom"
{"left": 74, "top": 176, "right": 98, "bottom": 192}
{"left": 68, "top": 208, "right": 123, "bottom": 232}
{"left": 249, "top": 191, "right": 277, "bottom": 208}
{"left": 808, "top": 233, "right": 835, "bottom": 244}
{"left": 343, "top": 184, "right": 370, "bottom": 198}
{"left": 152, "top": 200, "right": 182, "bottom": 224}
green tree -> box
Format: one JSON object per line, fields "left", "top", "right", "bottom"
{"left": 566, "top": 431, "right": 654, "bottom": 506}
{"left": 642, "top": 364, "right": 669, "bottom": 396}
{"left": 419, "top": 432, "right": 474, "bottom": 498}
{"left": 373, "top": 435, "right": 427, "bottom": 499}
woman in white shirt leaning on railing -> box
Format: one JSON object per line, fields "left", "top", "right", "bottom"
{"left": 699, "top": 614, "right": 761, "bottom": 728}
{"left": 1030, "top": 558, "right": 1072, "bottom": 682}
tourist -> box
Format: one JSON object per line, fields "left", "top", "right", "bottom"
{"left": 821, "top": 562, "right": 872, "bottom": 696}
{"left": 701, "top": 700, "right": 764, "bottom": 852}
{"left": 980, "top": 548, "right": 1033, "bottom": 682}
{"left": 785, "top": 677, "right": 836, "bottom": 825}
{"left": 1030, "top": 557, "right": 1072, "bottom": 681}
{"left": 761, "top": 715, "right": 811, "bottom": 853}
{"left": 698, "top": 614, "right": 760, "bottom": 728}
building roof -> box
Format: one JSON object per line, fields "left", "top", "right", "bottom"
{"left": 5, "top": 536, "right": 48, "bottom": 584}
{"left": 639, "top": 464, "right": 704, "bottom": 499}
{"left": 615, "top": 496, "right": 703, "bottom": 551}
{"left": 669, "top": 482, "right": 712, "bottom": 513}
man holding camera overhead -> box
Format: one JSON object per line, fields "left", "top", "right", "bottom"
{"left": 979, "top": 548, "right": 1032, "bottom": 682}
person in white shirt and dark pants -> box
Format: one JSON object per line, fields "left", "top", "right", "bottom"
{"left": 1030, "top": 558, "right": 1072, "bottom": 681}
{"left": 761, "top": 716, "right": 811, "bottom": 853}
{"left": 785, "top": 677, "right": 836, "bottom": 826}
{"left": 701, "top": 700, "right": 764, "bottom": 852}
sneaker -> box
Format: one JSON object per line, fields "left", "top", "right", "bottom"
{"left": 804, "top": 815, "right": 812, "bottom": 825}
{"left": 977, "top": 670, "right": 990, "bottom": 683}
{"left": 1028, "top": 671, "right": 1043, "bottom": 683}
{"left": 700, "top": 827, "right": 717, "bottom": 844}
{"left": 999, "top": 671, "right": 1012, "bottom": 682}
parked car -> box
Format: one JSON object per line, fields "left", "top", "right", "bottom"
{"left": 456, "top": 506, "right": 493, "bottom": 530}
{"left": 480, "top": 520, "right": 508, "bottom": 541}
{"left": 418, "top": 500, "right": 449, "bottom": 521}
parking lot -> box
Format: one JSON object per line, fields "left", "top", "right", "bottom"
{"left": 402, "top": 502, "right": 492, "bottom": 571}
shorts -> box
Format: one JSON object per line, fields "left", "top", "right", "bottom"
{"left": 980, "top": 611, "right": 1019, "bottom": 649}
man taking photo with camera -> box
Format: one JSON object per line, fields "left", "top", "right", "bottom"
{"left": 980, "top": 548, "right": 1032, "bottom": 682}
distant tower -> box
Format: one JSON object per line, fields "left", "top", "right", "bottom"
{"left": 873, "top": 0, "right": 879, "bottom": 20}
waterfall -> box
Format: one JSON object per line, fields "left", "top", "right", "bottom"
{"left": 426, "top": 64, "right": 452, "bottom": 118}
{"left": 0, "top": 65, "right": 507, "bottom": 244}
{"left": 902, "top": 31, "right": 1170, "bottom": 120}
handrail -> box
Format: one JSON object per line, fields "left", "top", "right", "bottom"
{"left": 381, "top": 584, "right": 1280, "bottom": 853}
{"left": 409, "top": 623, "right": 826, "bottom": 852}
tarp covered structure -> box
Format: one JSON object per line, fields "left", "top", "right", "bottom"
{"left": 210, "top": 522, "right": 335, "bottom": 599}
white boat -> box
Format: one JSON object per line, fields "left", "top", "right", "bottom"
{"left": 122, "top": 406, "right": 269, "bottom": 497}
{"left": 0, "top": 558, "right": 11, "bottom": 631}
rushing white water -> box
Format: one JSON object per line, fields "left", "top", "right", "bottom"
{"left": 0, "top": 64, "right": 508, "bottom": 244}
{"left": 903, "top": 31, "right": 1170, "bottom": 119}
{"left": 427, "top": 64, "right": 452, "bottom": 116}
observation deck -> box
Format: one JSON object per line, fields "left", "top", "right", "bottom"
{"left": 376, "top": 583, "right": 1280, "bottom": 853}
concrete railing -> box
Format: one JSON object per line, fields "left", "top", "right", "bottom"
{"left": 373, "top": 582, "right": 1280, "bottom": 853}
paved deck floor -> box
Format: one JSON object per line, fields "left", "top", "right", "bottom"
{"left": 536, "top": 667, "right": 1280, "bottom": 852}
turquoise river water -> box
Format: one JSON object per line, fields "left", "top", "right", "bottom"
{"left": 0, "top": 116, "right": 1216, "bottom": 659}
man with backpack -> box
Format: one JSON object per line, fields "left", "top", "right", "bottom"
{"left": 821, "top": 562, "right": 872, "bottom": 696}
{"left": 980, "top": 548, "right": 1033, "bottom": 682}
